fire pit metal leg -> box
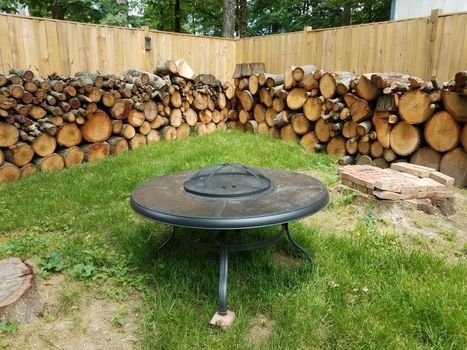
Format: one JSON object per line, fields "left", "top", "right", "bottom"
{"left": 155, "top": 226, "right": 177, "bottom": 255}
{"left": 218, "top": 231, "right": 228, "bottom": 315}
{"left": 284, "top": 223, "right": 312, "bottom": 261}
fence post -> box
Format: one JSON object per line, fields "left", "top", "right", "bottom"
{"left": 428, "top": 8, "right": 441, "bottom": 80}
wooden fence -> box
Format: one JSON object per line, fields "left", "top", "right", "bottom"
{"left": 0, "top": 13, "right": 237, "bottom": 82}
{"left": 237, "top": 11, "right": 467, "bottom": 82}
{"left": 0, "top": 11, "right": 466, "bottom": 82}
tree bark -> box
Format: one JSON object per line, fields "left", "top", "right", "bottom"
{"left": 222, "top": 0, "right": 236, "bottom": 38}
{"left": 239, "top": 0, "right": 248, "bottom": 38}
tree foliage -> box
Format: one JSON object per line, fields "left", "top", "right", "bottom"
{"left": 1, "top": 0, "right": 392, "bottom": 35}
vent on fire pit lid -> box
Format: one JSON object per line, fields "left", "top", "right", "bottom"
{"left": 183, "top": 163, "right": 272, "bottom": 198}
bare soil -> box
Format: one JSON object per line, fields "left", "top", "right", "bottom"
{"left": 3, "top": 274, "right": 140, "bottom": 350}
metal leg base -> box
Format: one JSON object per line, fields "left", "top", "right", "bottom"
{"left": 284, "top": 223, "right": 312, "bottom": 261}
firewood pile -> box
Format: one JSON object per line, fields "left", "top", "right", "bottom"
{"left": 231, "top": 64, "right": 467, "bottom": 186}
{"left": 0, "top": 59, "right": 236, "bottom": 184}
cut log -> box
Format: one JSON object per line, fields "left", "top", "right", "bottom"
{"left": 161, "top": 126, "right": 178, "bottom": 140}
{"left": 184, "top": 108, "right": 198, "bottom": 127}
{"left": 32, "top": 133, "right": 56, "bottom": 157}
{"left": 174, "top": 58, "right": 195, "bottom": 80}
{"left": 268, "top": 127, "right": 280, "bottom": 138}
{"left": 20, "top": 163, "right": 36, "bottom": 177}
{"left": 253, "top": 104, "right": 266, "bottom": 123}
{"left": 265, "top": 108, "right": 276, "bottom": 127}
{"left": 345, "top": 139, "right": 358, "bottom": 155}
{"left": 441, "top": 91, "right": 467, "bottom": 123}
{"left": 110, "top": 99, "right": 133, "bottom": 120}
{"left": 238, "top": 110, "right": 251, "bottom": 124}
{"left": 280, "top": 124, "right": 297, "bottom": 142}
{"left": 4, "top": 143, "right": 34, "bottom": 167}
{"left": 338, "top": 155, "right": 355, "bottom": 165}
{"left": 303, "top": 97, "right": 323, "bottom": 121}
{"left": 81, "top": 142, "right": 110, "bottom": 162}
{"left": 342, "top": 121, "right": 358, "bottom": 138}
{"left": 343, "top": 93, "right": 372, "bottom": 122}
{"left": 372, "top": 158, "right": 388, "bottom": 169}
{"left": 259, "top": 73, "right": 284, "bottom": 88}
{"left": 398, "top": 90, "right": 434, "bottom": 124}
{"left": 223, "top": 82, "right": 235, "bottom": 99}
{"left": 440, "top": 148, "right": 467, "bottom": 187}
{"left": 370, "top": 141, "right": 384, "bottom": 158}
{"left": 139, "top": 121, "right": 152, "bottom": 135}
{"left": 108, "top": 136, "right": 129, "bottom": 154}
{"left": 129, "top": 134, "right": 147, "bottom": 149}
{"left": 461, "top": 124, "right": 467, "bottom": 151}
{"left": 274, "top": 111, "right": 289, "bottom": 128}
{"left": 383, "top": 148, "right": 397, "bottom": 162}
{"left": 356, "top": 120, "right": 372, "bottom": 136}
{"left": 59, "top": 146, "right": 84, "bottom": 167}
{"left": 286, "top": 88, "right": 308, "bottom": 110}
{"left": 0, "top": 150, "right": 3, "bottom": 166}
{"left": 319, "top": 72, "right": 354, "bottom": 98}
{"left": 300, "top": 73, "right": 319, "bottom": 91}
{"left": 257, "top": 122, "right": 268, "bottom": 134}
{"left": 390, "top": 121, "right": 421, "bottom": 156}
{"left": 315, "top": 118, "right": 330, "bottom": 143}
{"left": 292, "top": 65, "right": 316, "bottom": 82}
{"left": 34, "top": 153, "right": 64, "bottom": 171}
{"left": 146, "top": 130, "right": 161, "bottom": 144}
{"left": 150, "top": 115, "right": 169, "bottom": 129}
{"left": 0, "top": 122, "right": 20, "bottom": 147}
{"left": 156, "top": 60, "right": 178, "bottom": 75}
{"left": 248, "top": 75, "right": 259, "bottom": 95}
{"left": 121, "top": 124, "right": 136, "bottom": 140}
{"left": 170, "top": 108, "right": 183, "bottom": 127}
{"left": 356, "top": 155, "right": 373, "bottom": 165}
{"left": 424, "top": 111, "right": 459, "bottom": 152}
{"left": 259, "top": 88, "right": 273, "bottom": 107}
{"left": 128, "top": 110, "right": 145, "bottom": 127}
{"left": 372, "top": 112, "right": 391, "bottom": 148}
{"left": 357, "top": 139, "right": 370, "bottom": 155}
{"left": 326, "top": 136, "right": 346, "bottom": 157}
{"left": 272, "top": 98, "right": 285, "bottom": 113}
{"left": 290, "top": 113, "right": 310, "bottom": 135}
{"left": 0, "top": 257, "right": 41, "bottom": 324}
{"left": 375, "top": 93, "right": 398, "bottom": 112}
{"left": 143, "top": 100, "right": 158, "bottom": 122}
{"left": 81, "top": 111, "right": 112, "bottom": 143}
{"left": 354, "top": 74, "right": 380, "bottom": 101}
{"left": 409, "top": 147, "right": 441, "bottom": 170}
{"left": 56, "top": 123, "right": 82, "bottom": 147}
{"left": 0, "top": 162, "right": 20, "bottom": 183}
{"left": 176, "top": 123, "right": 191, "bottom": 139}
{"left": 245, "top": 120, "right": 258, "bottom": 134}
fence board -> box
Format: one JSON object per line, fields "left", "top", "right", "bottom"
{"left": 0, "top": 12, "right": 465, "bottom": 82}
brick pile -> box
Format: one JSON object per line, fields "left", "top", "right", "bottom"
{"left": 338, "top": 163, "right": 455, "bottom": 200}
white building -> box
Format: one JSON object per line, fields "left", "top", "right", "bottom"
{"left": 391, "top": 0, "right": 467, "bottom": 20}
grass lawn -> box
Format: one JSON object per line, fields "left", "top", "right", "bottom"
{"left": 0, "top": 131, "right": 465, "bottom": 349}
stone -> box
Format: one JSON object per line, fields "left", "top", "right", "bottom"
{"left": 416, "top": 198, "right": 436, "bottom": 214}
{"left": 210, "top": 310, "right": 236, "bottom": 329}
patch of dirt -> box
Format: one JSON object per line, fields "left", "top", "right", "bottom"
{"left": 5, "top": 274, "right": 140, "bottom": 350}
{"left": 246, "top": 314, "right": 275, "bottom": 348}
{"left": 273, "top": 251, "right": 303, "bottom": 267}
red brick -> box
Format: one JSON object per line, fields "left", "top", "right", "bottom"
{"left": 373, "top": 190, "right": 401, "bottom": 200}
{"left": 429, "top": 171, "right": 455, "bottom": 186}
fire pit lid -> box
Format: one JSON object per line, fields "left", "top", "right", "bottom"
{"left": 183, "top": 163, "right": 272, "bottom": 198}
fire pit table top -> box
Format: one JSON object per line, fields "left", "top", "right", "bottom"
{"left": 130, "top": 164, "right": 329, "bottom": 230}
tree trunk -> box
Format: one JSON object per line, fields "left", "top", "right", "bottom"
{"left": 239, "top": 0, "right": 248, "bottom": 38}
{"left": 50, "top": 0, "right": 65, "bottom": 20}
{"left": 222, "top": 0, "right": 236, "bottom": 38}
{"left": 174, "top": 0, "right": 181, "bottom": 32}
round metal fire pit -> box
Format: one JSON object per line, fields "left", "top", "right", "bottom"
{"left": 130, "top": 164, "right": 328, "bottom": 321}
{"left": 131, "top": 164, "right": 328, "bottom": 230}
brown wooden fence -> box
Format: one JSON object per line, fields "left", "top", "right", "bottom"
{"left": 0, "top": 11, "right": 466, "bottom": 82}
{"left": 0, "top": 13, "right": 237, "bottom": 82}
{"left": 237, "top": 11, "right": 467, "bottom": 82}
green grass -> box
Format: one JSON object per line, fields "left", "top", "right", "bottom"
{"left": 0, "top": 132, "right": 465, "bottom": 349}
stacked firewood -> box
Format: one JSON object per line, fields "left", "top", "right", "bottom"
{"left": 231, "top": 64, "right": 467, "bottom": 186}
{"left": 0, "top": 60, "right": 236, "bottom": 184}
